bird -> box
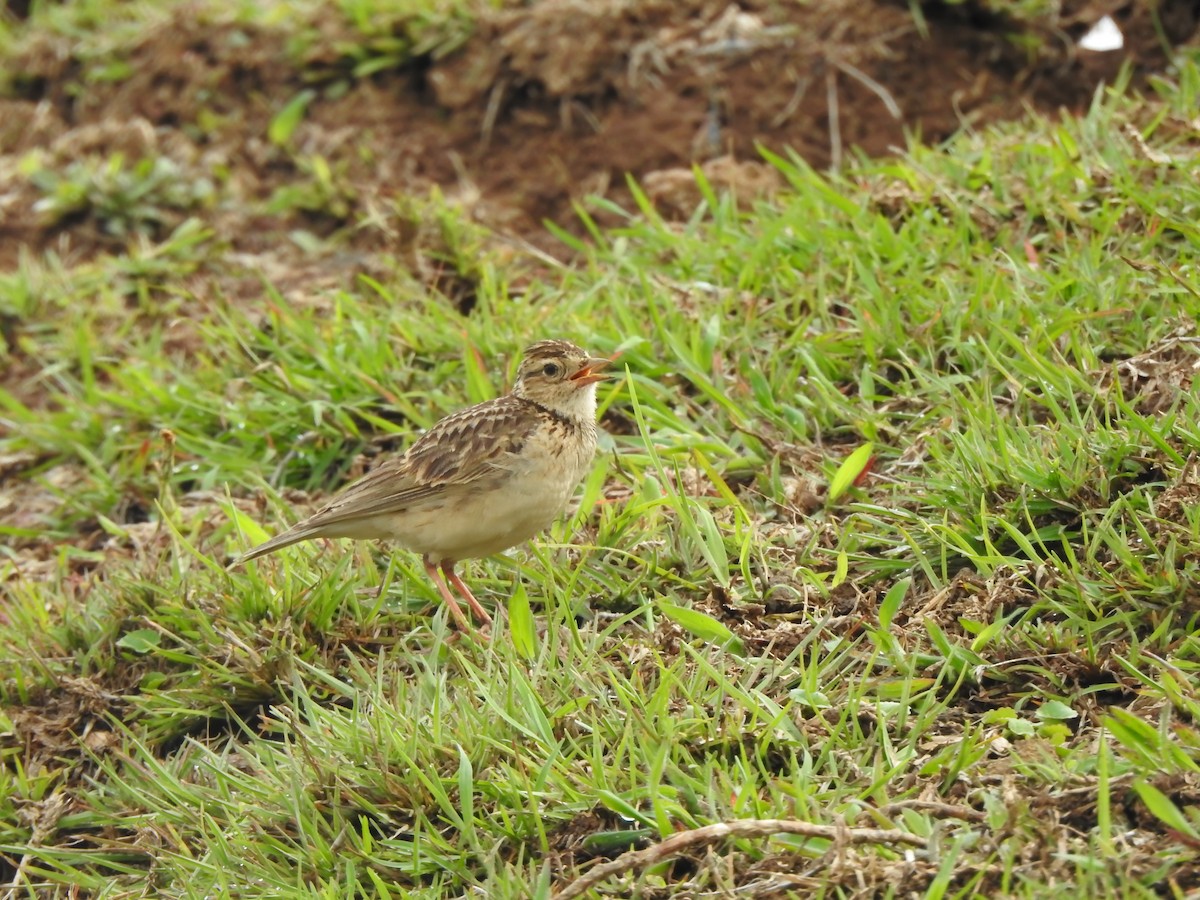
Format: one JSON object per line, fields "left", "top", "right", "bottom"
{"left": 232, "top": 339, "right": 611, "bottom": 635}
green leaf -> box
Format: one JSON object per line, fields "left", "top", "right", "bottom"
{"left": 828, "top": 442, "right": 874, "bottom": 502}
{"left": 597, "top": 790, "right": 654, "bottom": 827}
{"left": 879, "top": 576, "right": 910, "bottom": 630}
{"left": 96, "top": 514, "right": 127, "bottom": 538}
{"left": 1104, "top": 708, "right": 1198, "bottom": 772}
{"left": 1038, "top": 722, "right": 1071, "bottom": 746}
{"left": 788, "top": 688, "right": 832, "bottom": 709}
{"left": 658, "top": 600, "right": 745, "bottom": 655}
{"left": 1006, "top": 718, "right": 1035, "bottom": 737}
{"left": 832, "top": 549, "right": 849, "bottom": 587}
{"left": 116, "top": 629, "right": 161, "bottom": 653}
{"left": 508, "top": 584, "right": 537, "bottom": 661}
{"left": 968, "top": 610, "right": 1014, "bottom": 653}
{"left": 872, "top": 677, "right": 936, "bottom": 699}
{"left": 358, "top": 814, "right": 374, "bottom": 857}
{"left": 1104, "top": 707, "right": 1159, "bottom": 753}
{"left": 582, "top": 829, "right": 654, "bottom": 852}
{"left": 227, "top": 502, "right": 271, "bottom": 552}
{"left": 686, "top": 501, "right": 730, "bottom": 586}
{"left": 269, "top": 89, "right": 316, "bottom": 146}
{"left": 366, "top": 870, "right": 395, "bottom": 899}
{"left": 1036, "top": 700, "right": 1078, "bottom": 721}
{"left": 456, "top": 744, "right": 476, "bottom": 845}
{"left": 1133, "top": 780, "right": 1200, "bottom": 838}
{"left": 925, "top": 619, "right": 953, "bottom": 656}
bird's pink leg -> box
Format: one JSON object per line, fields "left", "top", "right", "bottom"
{"left": 423, "top": 557, "right": 474, "bottom": 633}
{"left": 441, "top": 563, "right": 494, "bottom": 625}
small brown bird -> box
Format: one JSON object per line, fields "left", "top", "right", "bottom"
{"left": 234, "top": 340, "right": 611, "bottom": 634}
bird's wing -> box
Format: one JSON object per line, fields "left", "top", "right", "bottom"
{"left": 289, "top": 394, "right": 543, "bottom": 531}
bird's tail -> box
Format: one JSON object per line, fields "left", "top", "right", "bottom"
{"left": 229, "top": 524, "right": 323, "bottom": 568}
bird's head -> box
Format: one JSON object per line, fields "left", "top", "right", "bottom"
{"left": 513, "top": 339, "right": 611, "bottom": 419}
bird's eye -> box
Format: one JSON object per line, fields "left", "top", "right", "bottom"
{"left": 542, "top": 362, "right": 560, "bottom": 377}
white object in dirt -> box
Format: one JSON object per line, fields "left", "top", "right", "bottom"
{"left": 1080, "top": 15, "right": 1124, "bottom": 52}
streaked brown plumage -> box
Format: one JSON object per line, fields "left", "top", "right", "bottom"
{"left": 233, "top": 340, "right": 611, "bottom": 634}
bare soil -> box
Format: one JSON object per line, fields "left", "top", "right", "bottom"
{"left": 1, "top": 0, "right": 1197, "bottom": 274}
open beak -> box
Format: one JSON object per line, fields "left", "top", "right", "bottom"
{"left": 569, "top": 356, "right": 612, "bottom": 387}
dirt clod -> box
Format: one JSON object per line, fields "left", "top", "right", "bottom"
{"left": 2, "top": 0, "right": 1195, "bottom": 271}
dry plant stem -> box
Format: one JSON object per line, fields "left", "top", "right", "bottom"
{"left": 826, "top": 68, "right": 841, "bottom": 170}
{"left": 552, "top": 818, "right": 928, "bottom": 900}
{"left": 877, "top": 800, "right": 987, "bottom": 821}
{"left": 5, "top": 853, "right": 34, "bottom": 892}
{"left": 835, "top": 59, "right": 901, "bottom": 118}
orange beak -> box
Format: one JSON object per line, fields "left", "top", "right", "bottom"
{"left": 569, "top": 356, "right": 612, "bottom": 387}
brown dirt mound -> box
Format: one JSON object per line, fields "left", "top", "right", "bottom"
{"left": 0, "top": 0, "right": 1196, "bottom": 270}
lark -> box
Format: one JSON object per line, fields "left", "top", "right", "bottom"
{"left": 233, "top": 340, "right": 611, "bottom": 635}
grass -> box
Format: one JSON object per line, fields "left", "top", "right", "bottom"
{"left": 4, "top": 0, "right": 1200, "bottom": 895}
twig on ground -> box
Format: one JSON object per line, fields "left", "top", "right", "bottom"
{"left": 826, "top": 68, "right": 842, "bottom": 170}
{"left": 552, "top": 817, "right": 927, "bottom": 900}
